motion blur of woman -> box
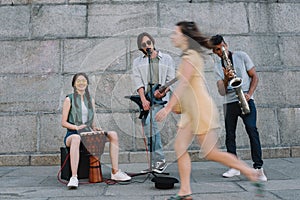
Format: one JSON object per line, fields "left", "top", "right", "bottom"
{"left": 155, "top": 22, "right": 259, "bottom": 200}
{"left": 61, "top": 73, "right": 131, "bottom": 189}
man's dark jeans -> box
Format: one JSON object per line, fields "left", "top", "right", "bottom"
{"left": 223, "top": 99, "right": 263, "bottom": 169}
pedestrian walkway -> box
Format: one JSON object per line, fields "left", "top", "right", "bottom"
{"left": 0, "top": 157, "right": 299, "bottom": 200}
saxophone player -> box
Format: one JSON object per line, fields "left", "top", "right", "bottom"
{"left": 210, "top": 35, "right": 267, "bottom": 182}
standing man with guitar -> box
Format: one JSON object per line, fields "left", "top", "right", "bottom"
{"left": 132, "top": 32, "right": 175, "bottom": 173}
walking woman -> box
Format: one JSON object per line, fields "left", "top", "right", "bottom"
{"left": 155, "top": 21, "right": 259, "bottom": 200}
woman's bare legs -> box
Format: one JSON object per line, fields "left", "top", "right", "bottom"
{"left": 173, "top": 125, "right": 258, "bottom": 198}
{"left": 106, "top": 131, "right": 119, "bottom": 174}
{"left": 66, "top": 134, "right": 81, "bottom": 177}
{"left": 66, "top": 131, "right": 123, "bottom": 176}
{"left": 197, "top": 130, "right": 258, "bottom": 182}
{"left": 174, "top": 124, "right": 195, "bottom": 196}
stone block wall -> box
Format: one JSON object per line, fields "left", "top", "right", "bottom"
{"left": 0, "top": 0, "right": 299, "bottom": 166}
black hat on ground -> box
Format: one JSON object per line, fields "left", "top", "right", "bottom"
{"left": 151, "top": 176, "right": 179, "bottom": 189}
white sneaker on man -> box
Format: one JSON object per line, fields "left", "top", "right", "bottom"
{"left": 111, "top": 169, "right": 131, "bottom": 181}
{"left": 67, "top": 176, "right": 78, "bottom": 189}
{"left": 153, "top": 161, "right": 168, "bottom": 174}
{"left": 222, "top": 168, "right": 241, "bottom": 178}
{"left": 256, "top": 168, "right": 268, "bottom": 181}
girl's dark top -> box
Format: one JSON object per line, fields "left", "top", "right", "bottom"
{"left": 66, "top": 93, "right": 94, "bottom": 131}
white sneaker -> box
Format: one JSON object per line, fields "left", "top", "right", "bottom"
{"left": 256, "top": 168, "right": 268, "bottom": 181}
{"left": 222, "top": 168, "right": 241, "bottom": 178}
{"left": 67, "top": 176, "right": 78, "bottom": 189}
{"left": 111, "top": 169, "right": 131, "bottom": 181}
{"left": 153, "top": 161, "right": 168, "bottom": 174}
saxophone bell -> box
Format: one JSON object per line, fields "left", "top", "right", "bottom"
{"left": 229, "top": 77, "right": 242, "bottom": 88}
{"left": 229, "top": 78, "right": 250, "bottom": 115}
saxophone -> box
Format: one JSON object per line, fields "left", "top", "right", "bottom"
{"left": 221, "top": 46, "right": 250, "bottom": 115}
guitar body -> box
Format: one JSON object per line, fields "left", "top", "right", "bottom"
{"left": 125, "top": 77, "right": 177, "bottom": 120}
{"left": 125, "top": 95, "right": 149, "bottom": 119}
{"left": 146, "top": 84, "right": 168, "bottom": 106}
{"left": 125, "top": 87, "right": 167, "bottom": 120}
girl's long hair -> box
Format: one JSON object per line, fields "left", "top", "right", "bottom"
{"left": 176, "top": 21, "right": 213, "bottom": 52}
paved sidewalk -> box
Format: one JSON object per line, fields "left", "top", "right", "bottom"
{"left": 0, "top": 157, "right": 300, "bottom": 200}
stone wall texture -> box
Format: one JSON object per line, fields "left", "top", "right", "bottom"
{"left": 0, "top": 0, "right": 299, "bottom": 166}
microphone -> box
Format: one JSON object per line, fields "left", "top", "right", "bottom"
{"left": 146, "top": 48, "right": 152, "bottom": 56}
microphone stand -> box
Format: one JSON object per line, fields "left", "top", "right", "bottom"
{"left": 147, "top": 47, "right": 154, "bottom": 174}
{"left": 129, "top": 48, "right": 169, "bottom": 178}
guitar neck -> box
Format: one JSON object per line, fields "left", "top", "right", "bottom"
{"left": 158, "top": 77, "right": 178, "bottom": 92}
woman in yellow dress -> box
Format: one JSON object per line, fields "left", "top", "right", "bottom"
{"left": 155, "top": 21, "right": 260, "bottom": 200}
